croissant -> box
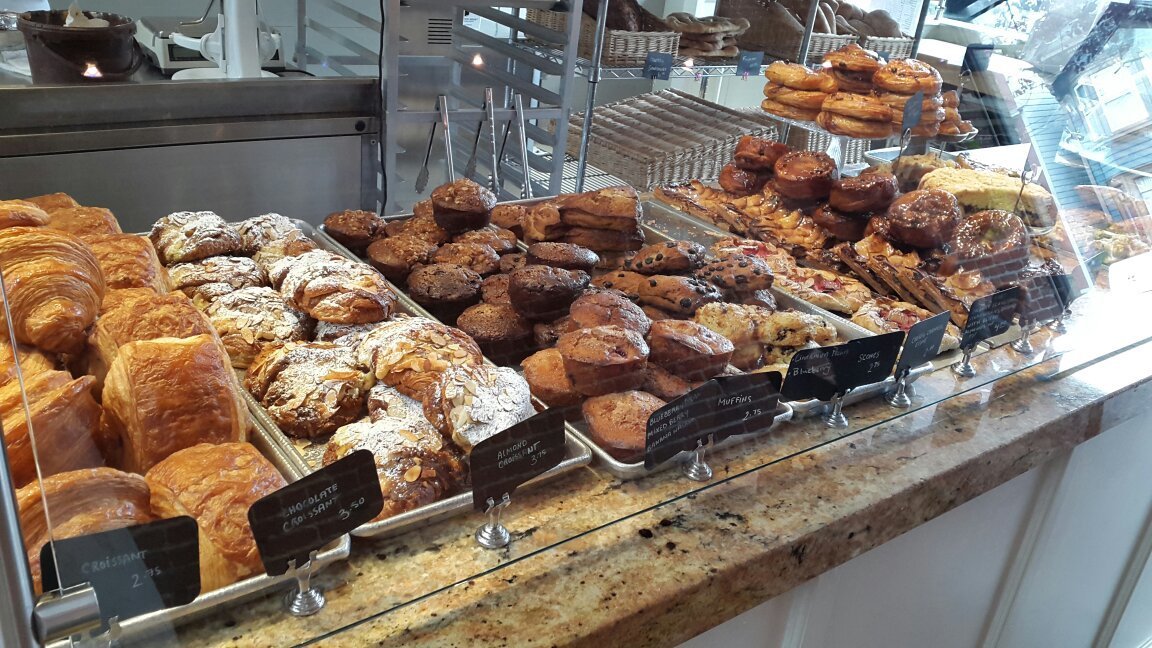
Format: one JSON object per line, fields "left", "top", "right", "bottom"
{"left": 21, "top": 192, "right": 79, "bottom": 213}
{"left": 17, "top": 468, "right": 153, "bottom": 594}
{"left": 0, "top": 227, "right": 105, "bottom": 354}
{"left": 3, "top": 374, "right": 104, "bottom": 487}
{"left": 0, "top": 200, "right": 49, "bottom": 229}
{"left": 0, "top": 338, "right": 58, "bottom": 388}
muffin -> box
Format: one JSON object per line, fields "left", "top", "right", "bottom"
{"left": 405, "top": 263, "right": 483, "bottom": 322}
{"left": 430, "top": 179, "right": 497, "bottom": 232}
{"left": 499, "top": 253, "right": 528, "bottom": 274}
{"left": 365, "top": 235, "right": 437, "bottom": 281}
{"left": 641, "top": 364, "right": 696, "bottom": 401}
{"left": 453, "top": 227, "right": 518, "bottom": 255}
{"left": 323, "top": 209, "right": 386, "bottom": 253}
{"left": 508, "top": 265, "right": 590, "bottom": 321}
{"left": 421, "top": 364, "right": 536, "bottom": 451}
{"left": 556, "top": 325, "right": 649, "bottom": 396}
{"left": 456, "top": 302, "right": 535, "bottom": 365}
{"left": 646, "top": 319, "right": 734, "bottom": 381}
{"left": 520, "top": 348, "right": 582, "bottom": 408}
{"left": 533, "top": 317, "right": 578, "bottom": 348}
{"left": 390, "top": 211, "right": 451, "bottom": 246}
{"left": 480, "top": 273, "right": 512, "bottom": 305}
{"left": 431, "top": 242, "right": 501, "bottom": 276}
{"left": 490, "top": 204, "right": 527, "bottom": 238}
{"left": 526, "top": 242, "right": 600, "bottom": 272}
{"left": 582, "top": 391, "right": 666, "bottom": 462}
{"left": 568, "top": 290, "right": 651, "bottom": 336}
{"left": 626, "top": 240, "right": 708, "bottom": 275}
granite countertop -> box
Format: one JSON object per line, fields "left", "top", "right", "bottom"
{"left": 173, "top": 298, "right": 1152, "bottom": 648}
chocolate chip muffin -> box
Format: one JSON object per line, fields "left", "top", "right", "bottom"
{"left": 636, "top": 275, "right": 723, "bottom": 317}
{"left": 453, "top": 227, "right": 518, "bottom": 255}
{"left": 568, "top": 290, "right": 651, "bottom": 337}
{"left": 431, "top": 179, "right": 497, "bottom": 232}
{"left": 521, "top": 348, "right": 582, "bottom": 408}
{"left": 508, "top": 265, "right": 590, "bottom": 321}
{"left": 695, "top": 254, "right": 775, "bottom": 300}
{"left": 590, "top": 270, "right": 648, "bottom": 300}
{"left": 499, "top": 252, "right": 528, "bottom": 274}
{"left": 323, "top": 210, "right": 386, "bottom": 253}
{"left": 365, "top": 235, "right": 438, "bottom": 281}
{"left": 556, "top": 325, "right": 649, "bottom": 396}
{"left": 431, "top": 242, "right": 501, "bottom": 276}
{"left": 405, "top": 263, "right": 482, "bottom": 321}
{"left": 646, "top": 319, "right": 735, "bottom": 381}
{"left": 456, "top": 302, "right": 535, "bottom": 365}
{"left": 625, "top": 240, "right": 708, "bottom": 275}
{"left": 525, "top": 242, "right": 600, "bottom": 272}
{"left": 582, "top": 390, "right": 666, "bottom": 462}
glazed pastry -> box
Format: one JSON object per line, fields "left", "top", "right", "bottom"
{"left": 323, "top": 209, "right": 386, "bottom": 253}
{"left": 150, "top": 211, "right": 243, "bottom": 264}
{"left": 765, "top": 61, "right": 837, "bottom": 92}
{"left": 47, "top": 206, "right": 122, "bottom": 240}
{"left": 431, "top": 179, "right": 497, "bottom": 232}
{"left": 760, "top": 98, "right": 821, "bottom": 122}
{"left": 252, "top": 230, "right": 318, "bottom": 275}
{"left": 590, "top": 270, "right": 648, "bottom": 300}
{"left": 453, "top": 227, "right": 518, "bottom": 255}
{"left": 405, "top": 263, "right": 483, "bottom": 320}
{"left": 521, "top": 348, "right": 582, "bottom": 408}
{"left": 830, "top": 172, "right": 899, "bottom": 213}
{"left": 774, "top": 267, "right": 872, "bottom": 314}
{"left": 823, "top": 43, "right": 883, "bottom": 75}
{"left": 873, "top": 58, "right": 943, "bottom": 95}
{"left": 245, "top": 341, "right": 371, "bottom": 438}
{"left": 694, "top": 254, "right": 775, "bottom": 300}
{"left": 0, "top": 200, "right": 49, "bottom": 229}
{"left": 581, "top": 391, "right": 666, "bottom": 462}
{"left": 816, "top": 111, "right": 894, "bottom": 139}
{"left": 811, "top": 204, "right": 868, "bottom": 242}
{"left": 851, "top": 297, "right": 960, "bottom": 352}
{"left": 391, "top": 212, "right": 451, "bottom": 246}
{"left": 3, "top": 375, "right": 103, "bottom": 488}
{"left": 508, "top": 265, "right": 590, "bottom": 321}
{"left": 86, "top": 233, "right": 170, "bottom": 293}
{"left": 947, "top": 209, "right": 1030, "bottom": 281}
{"left": 490, "top": 204, "right": 527, "bottom": 238}
{"left": 820, "top": 92, "right": 893, "bottom": 123}
{"left": 480, "top": 273, "right": 512, "bottom": 305}
{"left": 356, "top": 316, "right": 483, "bottom": 398}
{"left": 773, "top": 151, "right": 838, "bottom": 201}
{"left": 431, "top": 242, "right": 501, "bottom": 276}
{"left": 365, "top": 235, "right": 437, "bottom": 281}
{"left": 168, "top": 256, "right": 267, "bottom": 305}
{"left": 763, "top": 84, "right": 829, "bottom": 111}
{"left": 646, "top": 319, "right": 734, "bottom": 381}
{"left": 0, "top": 227, "right": 105, "bottom": 354}
{"left": 205, "top": 287, "right": 312, "bottom": 368}
{"left": 636, "top": 274, "right": 723, "bottom": 317}
{"left": 0, "top": 339, "right": 57, "bottom": 387}
{"left": 719, "top": 163, "right": 770, "bottom": 196}
{"left": 568, "top": 289, "right": 652, "bottom": 336}
{"left": 526, "top": 242, "right": 600, "bottom": 272}
{"left": 918, "top": 167, "right": 1059, "bottom": 230}
{"left": 876, "top": 91, "right": 944, "bottom": 116}
{"left": 147, "top": 443, "right": 287, "bottom": 591}
{"left": 421, "top": 364, "right": 536, "bottom": 451}
{"left": 500, "top": 252, "right": 528, "bottom": 274}
{"left": 273, "top": 250, "right": 396, "bottom": 324}
{"left": 885, "top": 189, "right": 962, "bottom": 249}
{"left": 234, "top": 213, "right": 302, "bottom": 253}
{"left": 21, "top": 192, "right": 78, "bottom": 213}
{"left": 456, "top": 302, "right": 534, "bottom": 363}
{"left": 829, "top": 69, "right": 875, "bottom": 94}
{"left": 323, "top": 417, "right": 466, "bottom": 521}
{"left": 102, "top": 334, "right": 250, "bottom": 472}
{"left": 732, "top": 134, "right": 791, "bottom": 171}
{"left": 557, "top": 325, "right": 649, "bottom": 396}
{"left": 626, "top": 240, "right": 708, "bottom": 275}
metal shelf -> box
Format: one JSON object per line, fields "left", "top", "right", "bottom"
{"left": 508, "top": 41, "right": 770, "bottom": 80}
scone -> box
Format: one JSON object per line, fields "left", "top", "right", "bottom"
{"left": 636, "top": 275, "right": 723, "bottom": 317}
{"left": 582, "top": 390, "right": 666, "bottom": 462}
{"left": 625, "top": 240, "right": 707, "bottom": 275}
{"left": 590, "top": 270, "right": 648, "bottom": 300}
{"left": 556, "top": 325, "right": 649, "bottom": 396}
{"left": 168, "top": 256, "right": 267, "bottom": 305}
{"left": 355, "top": 316, "right": 484, "bottom": 398}
{"left": 694, "top": 254, "right": 775, "bottom": 300}
{"left": 205, "top": 286, "right": 312, "bottom": 368}
{"left": 520, "top": 348, "right": 582, "bottom": 408}
{"left": 150, "top": 211, "right": 243, "bottom": 264}
{"left": 421, "top": 364, "right": 536, "bottom": 451}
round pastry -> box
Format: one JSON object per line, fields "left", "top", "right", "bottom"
{"left": 490, "top": 204, "right": 527, "bottom": 238}
{"left": 864, "top": 214, "right": 892, "bottom": 239}
{"left": 636, "top": 274, "right": 724, "bottom": 317}
{"left": 168, "top": 256, "right": 267, "bottom": 305}
{"left": 568, "top": 289, "right": 652, "bottom": 336}
{"left": 820, "top": 92, "right": 893, "bottom": 123}
{"left": 811, "top": 204, "right": 868, "bottom": 242}
{"left": 942, "top": 89, "right": 960, "bottom": 108}
{"left": 556, "top": 325, "right": 649, "bottom": 397}
{"left": 885, "top": 189, "right": 962, "bottom": 249}
{"left": 480, "top": 273, "right": 512, "bottom": 304}
{"left": 365, "top": 235, "right": 437, "bottom": 281}
{"left": 581, "top": 391, "right": 666, "bottom": 462}
{"left": 430, "top": 179, "right": 497, "bottom": 232}
{"left": 719, "top": 163, "right": 770, "bottom": 196}
{"left": 830, "top": 172, "right": 899, "bottom": 213}
{"left": 949, "top": 209, "right": 1030, "bottom": 275}
{"left": 244, "top": 342, "right": 372, "bottom": 438}
{"left": 526, "top": 242, "right": 600, "bottom": 272}
{"left": 763, "top": 83, "right": 829, "bottom": 111}
{"left": 939, "top": 120, "right": 975, "bottom": 136}
{"left": 873, "top": 58, "right": 942, "bottom": 95}
{"left": 405, "top": 263, "right": 483, "bottom": 319}
{"left": 430, "top": 242, "right": 501, "bottom": 276}
{"left": 392, "top": 212, "right": 451, "bottom": 246}
{"left": 816, "top": 111, "right": 894, "bottom": 139}
{"left": 507, "top": 265, "right": 590, "bottom": 321}
{"left": 205, "top": 286, "right": 312, "bottom": 368}
{"left": 453, "top": 227, "right": 518, "bottom": 255}
{"left": 876, "top": 91, "right": 944, "bottom": 115}
{"left": 773, "top": 151, "right": 839, "bottom": 200}
{"left": 829, "top": 69, "right": 874, "bottom": 94}
{"left": 520, "top": 348, "right": 581, "bottom": 408}
{"left": 323, "top": 209, "right": 385, "bottom": 253}
{"left": 901, "top": 121, "right": 941, "bottom": 138}
{"left": 234, "top": 213, "right": 302, "bottom": 254}
{"left": 355, "top": 316, "right": 484, "bottom": 398}
{"left": 646, "top": 319, "right": 734, "bottom": 381}
{"left": 733, "top": 135, "right": 791, "bottom": 171}
{"left": 822, "top": 43, "right": 883, "bottom": 74}
{"left": 0, "top": 200, "right": 49, "bottom": 229}
{"left": 626, "top": 240, "right": 708, "bottom": 275}
{"left": 591, "top": 270, "right": 648, "bottom": 300}
{"left": 694, "top": 254, "right": 774, "bottom": 299}
{"left": 499, "top": 252, "right": 528, "bottom": 274}
{"left": 421, "top": 364, "right": 536, "bottom": 451}
{"left": 455, "top": 302, "right": 534, "bottom": 364}
{"left": 761, "top": 98, "right": 820, "bottom": 122}
{"left": 765, "top": 61, "right": 837, "bottom": 92}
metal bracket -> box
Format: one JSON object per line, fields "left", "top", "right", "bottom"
{"left": 33, "top": 583, "right": 102, "bottom": 645}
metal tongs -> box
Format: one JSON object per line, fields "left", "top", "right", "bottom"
{"left": 495, "top": 93, "right": 533, "bottom": 198}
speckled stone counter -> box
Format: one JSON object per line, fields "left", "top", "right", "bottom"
{"left": 174, "top": 323, "right": 1152, "bottom": 648}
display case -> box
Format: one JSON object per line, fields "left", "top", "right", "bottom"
{"left": 2, "top": 1, "right": 1152, "bottom": 646}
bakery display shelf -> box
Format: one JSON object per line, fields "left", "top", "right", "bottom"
{"left": 763, "top": 110, "right": 980, "bottom": 149}
{"left": 509, "top": 40, "right": 769, "bottom": 79}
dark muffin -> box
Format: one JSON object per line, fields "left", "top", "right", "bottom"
{"left": 636, "top": 275, "right": 723, "bottom": 317}
{"left": 568, "top": 290, "right": 651, "bottom": 337}
{"left": 391, "top": 212, "right": 451, "bottom": 246}
{"left": 590, "top": 270, "right": 648, "bottom": 300}
{"left": 521, "top": 348, "right": 582, "bottom": 408}
{"left": 582, "top": 390, "right": 666, "bottom": 462}
{"left": 365, "top": 235, "right": 437, "bottom": 281}
{"left": 480, "top": 273, "right": 512, "bottom": 305}
{"left": 533, "top": 316, "right": 577, "bottom": 348}
{"left": 557, "top": 325, "right": 649, "bottom": 396}
{"left": 431, "top": 179, "right": 497, "bottom": 232}
{"left": 499, "top": 252, "right": 528, "bottom": 274}
{"left": 405, "top": 263, "right": 482, "bottom": 321}
{"left": 526, "top": 242, "right": 600, "bottom": 272}
{"left": 646, "top": 319, "right": 734, "bottom": 381}
{"left": 694, "top": 254, "right": 775, "bottom": 300}
{"left": 490, "top": 204, "right": 527, "bottom": 238}
{"left": 508, "top": 265, "right": 590, "bottom": 321}
{"left": 324, "top": 210, "right": 386, "bottom": 253}
{"left": 431, "top": 242, "right": 501, "bottom": 276}
{"left": 454, "top": 227, "right": 518, "bottom": 255}
{"left": 626, "top": 240, "right": 708, "bottom": 275}
{"left": 456, "top": 302, "right": 535, "bottom": 365}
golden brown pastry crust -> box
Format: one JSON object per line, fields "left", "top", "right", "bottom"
{"left": 554, "top": 186, "right": 639, "bottom": 218}
{"left": 822, "top": 43, "right": 883, "bottom": 74}
{"left": 821, "top": 92, "right": 894, "bottom": 122}
{"left": 0, "top": 200, "right": 49, "bottom": 229}
{"left": 86, "top": 233, "right": 170, "bottom": 293}
{"left": 150, "top": 211, "right": 243, "bottom": 264}
{"left": 205, "top": 286, "right": 312, "bottom": 369}
{"left": 761, "top": 98, "right": 821, "bottom": 122}
{"left": 557, "top": 325, "right": 650, "bottom": 396}
{"left": 520, "top": 348, "right": 582, "bottom": 408}
{"left": 765, "top": 61, "right": 837, "bottom": 92}
{"left": 3, "top": 375, "right": 103, "bottom": 488}
{"left": 21, "top": 193, "right": 79, "bottom": 213}
{"left": 47, "top": 206, "right": 122, "bottom": 240}
{"left": 272, "top": 250, "right": 396, "bottom": 324}
{"left": 873, "top": 58, "right": 943, "bottom": 95}
{"left": 582, "top": 390, "right": 665, "bottom": 462}
{"left": 763, "top": 83, "right": 830, "bottom": 111}
{"left": 817, "top": 111, "right": 895, "bottom": 138}
{"left": 355, "top": 316, "right": 483, "bottom": 398}
{"left": 168, "top": 256, "right": 267, "bottom": 305}
{"left": 431, "top": 178, "right": 498, "bottom": 213}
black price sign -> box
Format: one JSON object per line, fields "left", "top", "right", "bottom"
{"left": 895, "top": 311, "right": 952, "bottom": 376}
{"left": 644, "top": 380, "right": 720, "bottom": 469}
{"left": 782, "top": 333, "right": 904, "bottom": 402}
{"left": 471, "top": 408, "right": 566, "bottom": 511}
{"left": 901, "top": 90, "right": 925, "bottom": 134}
{"left": 40, "top": 517, "right": 200, "bottom": 624}
{"left": 1017, "top": 274, "right": 1073, "bottom": 323}
{"left": 735, "top": 50, "right": 765, "bottom": 77}
{"left": 711, "top": 371, "right": 782, "bottom": 444}
{"left": 960, "top": 287, "right": 1021, "bottom": 349}
{"left": 781, "top": 345, "right": 838, "bottom": 402}
{"left": 643, "top": 52, "right": 674, "bottom": 80}
{"left": 248, "top": 450, "right": 383, "bottom": 576}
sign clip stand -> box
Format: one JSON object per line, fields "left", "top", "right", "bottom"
{"left": 1049, "top": 310, "right": 1069, "bottom": 334}
{"left": 822, "top": 391, "right": 850, "bottom": 429}
{"left": 1010, "top": 320, "right": 1036, "bottom": 355}
{"left": 682, "top": 439, "right": 713, "bottom": 482}
{"left": 475, "top": 493, "right": 512, "bottom": 550}
{"left": 953, "top": 346, "right": 977, "bottom": 377}
{"left": 283, "top": 551, "right": 325, "bottom": 617}
{"left": 885, "top": 368, "right": 913, "bottom": 409}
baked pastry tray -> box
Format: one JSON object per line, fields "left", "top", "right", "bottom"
{"left": 301, "top": 222, "right": 593, "bottom": 539}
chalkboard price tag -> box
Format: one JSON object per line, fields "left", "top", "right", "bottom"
{"left": 1017, "top": 274, "right": 1073, "bottom": 322}
{"left": 644, "top": 380, "right": 720, "bottom": 469}
{"left": 895, "top": 311, "right": 952, "bottom": 376}
{"left": 710, "top": 371, "right": 782, "bottom": 444}
{"left": 470, "top": 408, "right": 566, "bottom": 512}
{"left": 643, "top": 52, "right": 674, "bottom": 80}
{"left": 40, "top": 517, "right": 201, "bottom": 624}
{"left": 781, "top": 345, "right": 839, "bottom": 402}
{"left": 901, "top": 90, "right": 925, "bottom": 134}
{"left": 960, "top": 287, "right": 1021, "bottom": 349}
{"left": 248, "top": 449, "right": 383, "bottom": 576}
{"left": 840, "top": 332, "right": 904, "bottom": 387}
{"left": 735, "top": 50, "right": 765, "bottom": 77}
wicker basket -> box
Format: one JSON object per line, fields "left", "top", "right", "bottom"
{"left": 525, "top": 9, "right": 680, "bottom": 67}
{"left": 861, "top": 35, "right": 914, "bottom": 60}
{"left": 716, "top": 0, "right": 858, "bottom": 63}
